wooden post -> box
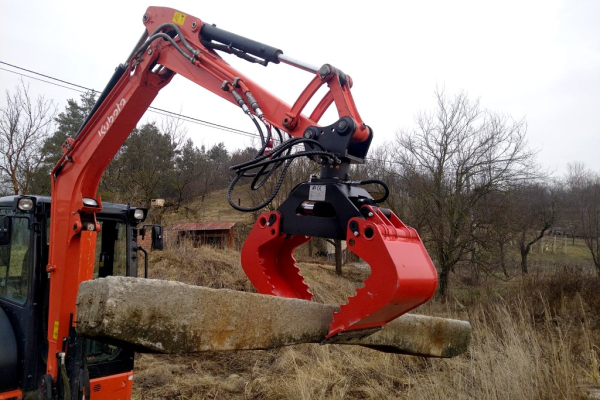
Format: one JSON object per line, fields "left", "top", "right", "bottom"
{"left": 334, "top": 239, "right": 343, "bottom": 275}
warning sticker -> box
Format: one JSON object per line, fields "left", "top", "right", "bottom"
{"left": 172, "top": 11, "right": 186, "bottom": 26}
{"left": 53, "top": 321, "right": 59, "bottom": 339}
{"left": 309, "top": 185, "right": 326, "bottom": 201}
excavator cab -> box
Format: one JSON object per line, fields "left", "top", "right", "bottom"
{"left": 0, "top": 195, "right": 152, "bottom": 399}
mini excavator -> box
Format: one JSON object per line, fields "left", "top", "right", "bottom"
{"left": 0, "top": 7, "right": 439, "bottom": 399}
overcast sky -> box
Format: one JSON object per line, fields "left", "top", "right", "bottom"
{"left": 1, "top": 0, "right": 598, "bottom": 176}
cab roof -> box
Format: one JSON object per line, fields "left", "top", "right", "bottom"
{"left": 0, "top": 195, "right": 144, "bottom": 218}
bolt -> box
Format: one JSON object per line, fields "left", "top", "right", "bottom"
{"left": 143, "top": 13, "right": 149, "bottom": 22}
{"left": 87, "top": 223, "right": 95, "bottom": 231}
{"left": 304, "top": 130, "right": 314, "bottom": 139}
{"left": 191, "top": 21, "right": 197, "bottom": 29}
{"left": 353, "top": 231, "right": 359, "bottom": 237}
{"left": 368, "top": 212, "right": 374, "bottom": 217}
{"left": 147, "top": 48, "right": 153, "bottom": 55}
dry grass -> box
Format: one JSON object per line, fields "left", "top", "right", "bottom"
{"left": 159, "top": 189, "right": 254, "bottom": 228}
{"left": 132, "top": 243, "right": 600, "bottom": 400}
{"left": 143, "top": 243, "right": 255, "bottom": 292}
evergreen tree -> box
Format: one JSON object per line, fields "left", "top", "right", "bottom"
{"left": 30, "top": 91, "right": 97, "bottom": 194}
{"left": 102, "top": 122, "right": 177, "bottom": 206}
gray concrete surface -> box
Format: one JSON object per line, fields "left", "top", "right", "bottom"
{"left": 76, "top": 276, "right": 470, "bottom": 357}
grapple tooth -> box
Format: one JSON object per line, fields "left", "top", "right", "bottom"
{"left": 241, "top": 211, "right": 312, "bottom": 300}
{"left": 326, "top": 207, "right": 438, "bottom": 339}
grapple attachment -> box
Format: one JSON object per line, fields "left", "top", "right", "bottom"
{"left": 241, "top": 212, "right": 312, "bottom": 300}
{"left": 241, "top": 206, "right": 437, "bottom": 339}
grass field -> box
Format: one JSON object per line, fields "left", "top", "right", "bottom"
{"left": 157, "top": 189, "right": 254, "bottom": 228}
{"left": 131, "top": 241, "right": 600, "bottom": 400}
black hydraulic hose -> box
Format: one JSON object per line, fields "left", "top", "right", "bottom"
{"left": 231, "top": 137, "right": 328, "bottom": 170}
{"left": 238, "top": 116, "right": 280, "bottom": 182}
{"left": 228, "top": 131, "right": 331, "bottom": 211}
{"left": 249, "top": 113, "right": 267, "bottom": 149}
{"left": 359, "top": 179, "right": 390, "bottom": 204}
{"left": 247, "top": 122, "right": 292, "bottom": 189}
{"left": 125, "top": 30, "right": 150, "bottom": 65}
{"left": 136, "top": 23, "right": 199, "bottom": 60}
{"left": 135, "top": 32, "right": 195, "bottom": 62}
{"left": 274, "top": 126, "right": 284, "bottom": 144}
{"left": 235, "top": 150, "right": 336, "bottom": 172}
{"left": 250, "top": 153, "right": 289, "bottom": 189}
{"left": 241, "top": 144, "right": 291, "bottom": 180}
{"left": 224, "top": 77, "right": 337, "bottom": 213}
{"left": 60, "top": 362, "right": 71, "bottom": 400}
{"left": 228, "top": 159, "right": 294, "bottom": 212}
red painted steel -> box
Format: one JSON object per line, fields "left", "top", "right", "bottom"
{"left": 89, "top": 372, "right": 133, "bottom": 400}
{"left": 241, "top": 212, "right": 312, "bottom": 299}
{"left": 242, "top": 207, "right": 438, "bottom": 338}
{"left": 327, "top": 206, "right": 438, "bottom": 338}
{"left": 44, "top": 5, "right": 416, "bottom": 388}
{"left": 0, "top": 389, "right": 22, "bottom": 400}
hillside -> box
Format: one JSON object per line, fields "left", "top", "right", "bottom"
{"left": 155, "top": 189, "right": 254, "bottom": 228}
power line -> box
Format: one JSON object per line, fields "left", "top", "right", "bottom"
{"left": 0, "top": 61, "right": 90, "bottom": 91}
{"left": 0, "top": 61, "right": 402, "bottom": 167}
{"left": 0, "top": 67, "right": 88, "bottom": 94}
{"left": 0, "top": 60, "right": 260, "bottom": 139}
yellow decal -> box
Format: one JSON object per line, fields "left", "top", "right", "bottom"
{"left": 172, "top": 11, "right": 186, "bottom": 26}
{"left": 53, "top": 321, "right": 59, "bottom": 339}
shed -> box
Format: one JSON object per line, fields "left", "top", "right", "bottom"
{"left": 167, "top": 222, "right": 236, "bottom": 248}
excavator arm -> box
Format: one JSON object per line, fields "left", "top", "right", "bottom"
{"left": 46, "top": 6, "right": 437, "bottom": 384}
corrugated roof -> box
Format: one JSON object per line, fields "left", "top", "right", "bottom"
{"left": 169, "top": 222, "right": 236, "bottom": 231}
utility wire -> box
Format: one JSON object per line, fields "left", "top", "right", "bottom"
{"left": 0, "top": 67, "right": 88, "bottom": 93}
{"left": 0, "top": 60, "right": 260, "bottom": 139}
{"left": 0, "top": 61, "right": 405, "bottom": 167}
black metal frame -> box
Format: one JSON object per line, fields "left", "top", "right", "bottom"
{"left": 277, "top": 118, "right": 376, "bottom": 240}
{"left": 0, "top": 195, "right": 143, "bottom": 397}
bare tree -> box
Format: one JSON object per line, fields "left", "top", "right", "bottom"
{"left": 565, "top": 163, "right": 600, "bottom": 275}
{"left": 352, "top": 144, "right": 408, "bottom": 218}
{"left": 471, "top": 191, "right": 515, "bottom": 279}
{"left": 0, "top": 81, "right": 56, "bottom": 194}
{"left": 512, "top": 184, "right": 556, "bottom": 274}
{"left": 394, "top": 89, "right": 539, "bottom": 297}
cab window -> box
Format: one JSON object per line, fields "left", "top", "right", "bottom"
{"left": 94, "top": 220, "right": 128, "bottom": 278}
{"left": 87, "top": 218, "right": 128, "bottom": 365}
{"left": 0, "top": 216, "right": 31, "bottom": 305}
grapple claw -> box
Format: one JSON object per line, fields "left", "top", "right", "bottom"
{"left": 241, "top": 211, "right": 312, "bottom": 300}
{"left": 325, "top": 206, "right": 437, "bottom": 339}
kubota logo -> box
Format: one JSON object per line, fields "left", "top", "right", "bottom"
{"left": 97, "top": 98, "right": 127, "bottom": 137}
